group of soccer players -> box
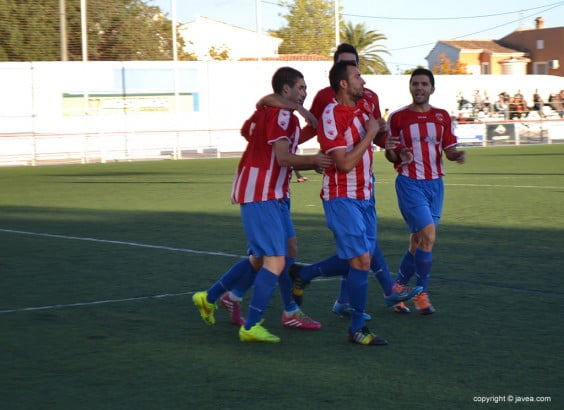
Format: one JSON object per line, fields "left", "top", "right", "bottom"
{"left": 192, "top": 44, "right": 465, "bottom": 346}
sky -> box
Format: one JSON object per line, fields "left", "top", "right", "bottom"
{"left": 149, "top": 0, "right": 564, "bottom": 73}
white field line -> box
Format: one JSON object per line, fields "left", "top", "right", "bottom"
{"left": 0, "top": 228, "right": 331, "bottom": 314}
{"left": 1, "top": 226, "right": 562, "bottom": 314}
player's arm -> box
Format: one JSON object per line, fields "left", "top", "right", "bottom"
{"left": 373, "top": 118, "right": 387, "bottom": 147}
{"left": 257, "top": 94, "right": 317, "bottom": 129}
{"left": 298, "top": 125, "right": 317, "bottom": 144}
{"left": 273, "top": 139, "right": 332, "bottom": 170}
{"left": 384, "top": 135, "right": 413, "bottom": 165}
{"left": 330, "top": 116, "right": 379, "bottom": 174}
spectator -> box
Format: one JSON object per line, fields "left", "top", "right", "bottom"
{"left": 494, "top": 93, "right": 509, "bottom": 119}
{"left": 550, "top": 90, "right": 564, "bottom": 118}
{"left": 532, "top": 90, "right": 545, "bottom": 116}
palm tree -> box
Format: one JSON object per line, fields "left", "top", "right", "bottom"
{"left": 341, "top": 21, "right": 390, "bottom": 74}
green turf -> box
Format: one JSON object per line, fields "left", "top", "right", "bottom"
{"left": 1, "top": 145, "right": 563, "bottom": 409}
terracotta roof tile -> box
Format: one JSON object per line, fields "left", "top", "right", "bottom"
{"left": 440, "top": 40, "right": 524, "bottom": 54}
{"left": 238, "top": 54, "right": 331, "bottom": 61}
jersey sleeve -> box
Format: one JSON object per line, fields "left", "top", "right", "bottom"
{"left": 309, "top": 88, "right": 334, "bottom": 121}
{"left": 440, "top": 110, "right": 458, "bottom": 149}
{"left": 317, "top": 103, "right": 347, "bottom": 153}
{"left": 265, "top": 109, "right": 294, "bottom": 145}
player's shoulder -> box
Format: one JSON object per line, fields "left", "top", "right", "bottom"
{"left": 362, "top": 88, "right": 379, "bottom": 102}
{"left": 429, "top": 106, "right": 451, "bottom": 123}
{"left": 389, "top": 105, "right": 412, "bottom": 119}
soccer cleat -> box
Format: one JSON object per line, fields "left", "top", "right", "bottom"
{"left": 392, "top": 301, "right": 411, "bottom": 314}
{"left": 384, "top": 283, "right": 424, "bottom": 307}
{"left": 332, "top": 301, "right": 372, "bottom": 321}
{"left": 289, "top": 264, "right": 309, "bottom": 306}
{"left": 413, "top": 291, "right": 436, "bottom": 315}
{"left": 348, "top": 326, "right": 388, "bottom": 346}
{"left": 239, "top": 320, "right": 280, "bottom": 343}
{"left": 282, "top": 310, "right": 322, "bottom": 330}
{"left": 192, "top": 291, "right": 217, "bottom": 325}
{"left": 219, "top": 292, "right": 245, "bottom": 326}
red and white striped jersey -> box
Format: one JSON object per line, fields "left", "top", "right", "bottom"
{"left": 317, "top": 102, "right": 373, "bottom": 200}
{"left": 303, "top": 86, "right": 384, "bottom": 147}
{"left": 309, "top": 86, "right": 382, "bottom": 120}
{"left": 388, "top": 105, "right": 458, "bottom": 180}
{"left": 231, "top": 106, "right": 300, "bottom": 204}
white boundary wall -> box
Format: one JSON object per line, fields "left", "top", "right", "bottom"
{"left": 1, "top": 61, "right": 563, "bottom": 165}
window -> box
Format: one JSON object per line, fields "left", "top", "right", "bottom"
{"left": 536, "top": 39, "right": 544, "bottom": 49}
{"left": 481, "top": 62, "right": 490, "bottom": 74}
{"left": 533, "top": 62, "right": 548, "bottom": 74}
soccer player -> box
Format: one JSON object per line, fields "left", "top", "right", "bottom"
{"left": 192, "top": 67, "right": 332, "bottom": 343}
{"left": 299, "top": 61, "right": 388, "bottom": 345}
{"left": 384, "top": 68, "right": 465, "bottom": 314}
{"left": 257, "top": 44, "right": 416, "bottom": 318}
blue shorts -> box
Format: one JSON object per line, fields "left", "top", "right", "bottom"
{"left": 395, "top": 175, "right": 444, "bottom": 233}
{"left": 323, "top": 197, "right": 376, "bottom": 260}
{"left": 240, "top": 198, "right": 294, "bottom": 257}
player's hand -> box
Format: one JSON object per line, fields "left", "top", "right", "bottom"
{"left": 446, "top": 148, "right": 466, "bottom": 164}
{"left": 398, "top": 148, "right": 414, "bottom": 165}
{"left": 298, "top": 106, "right": 318, "bottom": 129}
{"left": 385, "top": 135, "right": 401, "bottom": 151}
{"left": 365, "top": 115, "right": 380, "bottom": 137}
{"left": 313, "top": 152, "right": 333, "bottom": 169}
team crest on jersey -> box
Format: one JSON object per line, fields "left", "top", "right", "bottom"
{"left": 435, "top": 112, "right": 444, "bottom": 122}
{"left": 278, "top": 110, "right": 290, "bottom": 129}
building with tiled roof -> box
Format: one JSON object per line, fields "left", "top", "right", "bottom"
{"left": 426, "top": 17, "right": 563, "bottom": 76}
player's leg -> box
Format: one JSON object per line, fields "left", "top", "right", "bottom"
{"left": 193, "top": 258, "right": 254, "bottom": 326}
{"left": 278, "top": 199, "right": 322, "bottom": 330}
{"left": 238, "top": 200, "right": 286, "bottom": 342}
{"left": 325, "top": 198, "right": 387, "bottom": 345}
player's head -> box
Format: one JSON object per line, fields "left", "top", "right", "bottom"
{"left": 329, "top": 60, "right": 364, "bottom": 100}
{"left": 410, "top": 68, "right": 435, "bottom": 87}
{"left": 272, "top": 66, "right": 307, "bottom": 105}
{"left": 409, "top": 68, "right": 435, "bottom": 105}
{"left": 333, "top": 43, "right": 359, "bottom": 65}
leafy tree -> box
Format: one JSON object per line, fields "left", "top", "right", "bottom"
{"left": 432, "top": 53, "right": 469, "bottom": 75}
{"left": 209, "top": 46, "right": 230, "bottom": 61}
{"left": 0, "top": 0, "right": 190, "bottom": 61}
{"left": 273, "top": 0, "right": 338, "bottom": 57}
{"left": 340, "top": 21, "right": 389, "bottom": 74}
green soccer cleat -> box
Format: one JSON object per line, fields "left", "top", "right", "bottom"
{"left": 239, "top": 320, "right": 280, "bottom": 343}
{"left": 348, "top": 326, "right": 388, "bottom": 346}
{"left": 192, "top": 291, "right": 217, "bottom": 325}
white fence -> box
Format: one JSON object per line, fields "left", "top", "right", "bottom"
{"left": 1, "top": 61, "right": 563, "bottom": 166}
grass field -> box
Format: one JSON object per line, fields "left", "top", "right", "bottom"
{"left": 1, "top": 144, "right": 563, "bottom": 409}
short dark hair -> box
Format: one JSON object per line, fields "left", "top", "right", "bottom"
{"left": 271, "top": 66, "right": 304, "bottom": 94}
{"left": 410, "top": 68, "right": 435, "bottom": 87}
{"left": 329, "top": 61, "right": 357, "bottom": 93}
{"left": 333, "top": 43, "right": 359, "bottom": 64}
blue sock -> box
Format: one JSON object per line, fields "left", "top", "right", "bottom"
{"left": 299, "top": 255, "right": 349, "bottom": 282}
{"left": 397, "top": 250, "right": 416, "bottom": 285}
{"left": 278, "top": 257, "right": 298, "bottom": 313}
{"left": 337, "top": 276, "right": 349, "bottom": 304}
{"left": 207, "top": 259, "right": 253, "bottom": 303}
{"left": 371, "top": 244, "right": 394, "bottom": 295}
{"left": 346, "top": 267, "right": 369, "bottom": 333}
{"left": 229, "top": 261, "right": 256, "bottom": 299}
{"left": 414, "top": 249, "right": 432, "bottom": 291}
{"left": 245, "top": 267, "right": 279, "bottom": 329}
